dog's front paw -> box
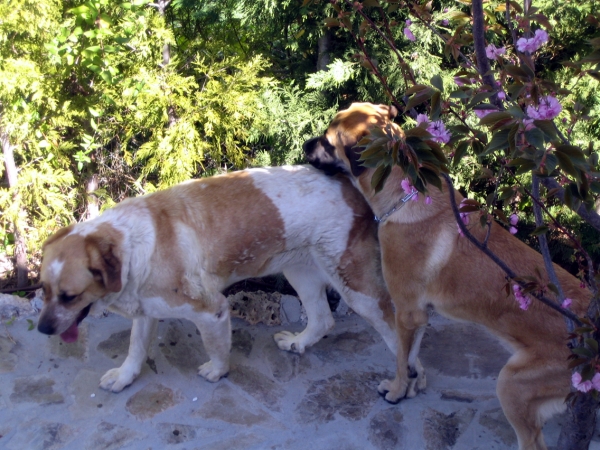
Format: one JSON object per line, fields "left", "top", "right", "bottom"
{"left": 198, "top": 360, "right": 228, "bottom": 382}
{"left": 273, "top": 331, "right": 306, "bottom": 354}
{"left": 377, "top": 378, "right": 407, "bottom": 404}
{"left": 99, "top": 367, "right": 138, "bottom": 393}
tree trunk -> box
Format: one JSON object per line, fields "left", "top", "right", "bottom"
{"left": 85, "top": 174, "right": 99, "bottom": 221}
{"left": 1, "top": 133, "right": 28, "bottom": 287}
{"left": 557, "top": 392, "right": 599, "bottom": 449}
{"left": 317, "top": 30, "right": 332, "bottom": 72}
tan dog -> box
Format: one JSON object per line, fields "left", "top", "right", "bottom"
{"left": 38, "top": 165, "right": 396, "bottom": 393}
{"left": 304, "top": 102, "right": 590, "bottom": 450}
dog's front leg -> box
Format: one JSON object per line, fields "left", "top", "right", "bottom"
{"left": 193, "top": 295, "right": 231, "bottom": 382}
{"left": 100, "top": 316, "right": 158, "bottom": 393}
{"left": 378, "top": 308, "right": 428, "bottom": 403}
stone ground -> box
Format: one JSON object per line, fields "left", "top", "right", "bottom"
{"left": 1, "top": 293, "right": 600, "bottom": 450}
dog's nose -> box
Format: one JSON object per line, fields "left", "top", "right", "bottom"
{"left": 37, "top": 319, "right": 55, "bottom": 335}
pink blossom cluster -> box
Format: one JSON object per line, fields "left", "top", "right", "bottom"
{"left": 457, "top": 198, "right": 470, "bottom": 236}
{"left": 526, "top": 95, "right": 562, "bottom": 121}
{"left": 401, "top": 178, "right": 432, "bottom": 204}
{"left": 416, "top": 114, "right": 451, "bottom": 144}
{"left": 403, "top": 20, "right": 415, "bottom": 42}
{"left": 513, "top": 284, "right": 531, "bottom": 310}
{"left": 509, "top": 213, "right": 518, "bottom": 235}
{"left": 562, "top": 298, "right": 573, "bottom": 309}
{"left": 474, "top": 109, "right": 494, "bottom": 119}
{"left": 485, "top": 44, "right": 506, "bottom": 60}
{"left": 572, "top": 372, "right": 600, "bottom": 393}
{"left": 516, "top": 29, "right": 549, "bottom": 53}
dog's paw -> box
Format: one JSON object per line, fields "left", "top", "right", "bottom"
{"left": 198, "top": 360, "right": 228, "bottom": 382}
{"left": 406, "top": 372, "right": 426, "bottom": 398}
{"left": 377, "top": 378, "right": 407, "bottom": 404}
{"left": 273, "top": 330, "right": 305, "bottom": 354}
{"left": 99, "top": 367, "right": 137, "bottom": 393}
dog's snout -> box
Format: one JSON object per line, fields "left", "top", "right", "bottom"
{"left": 37, "top": 317, "right": 56, "bottom": 335}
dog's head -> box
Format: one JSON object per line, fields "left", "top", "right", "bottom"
{"left": 303, "top": 102, "right": 401, "bottom": 178}
{"left": 38, "top": 223, "right": 124, "bottom": 342}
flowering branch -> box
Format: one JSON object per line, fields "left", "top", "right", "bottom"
{"left": 442, "top": 173, "right": 583, "bottom": 325}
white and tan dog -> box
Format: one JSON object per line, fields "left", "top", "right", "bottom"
{"left": 304, "top": 102, "right": 590, "bottom": 450}
{"left": 38, "top": 165, "right": 396, "bottom": 393}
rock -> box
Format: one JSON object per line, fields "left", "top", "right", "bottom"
{"left": 10, "top": 376, "right": 64, "bottom": 405}
{"left": 263, "top": 340, "right": 311, "bottom": 382}
{"left": 125, "top": 382, "right": 183, "bottom": 420}
{"left": 478, "top": 407, "right": 517, "bottom": 447}
{"left": 369, "top": 408, "right": 405, "bottom": 450}
{"left": 0, "top": 336, "right": 17, "bottom": 373}
{"left": 0, "top": 293, "right": 34, "bottom": 321}
{"left": 84, "top": 421, "right": 141, "bottom": 450}
{"left": 422, "top": 407, "right": 476, "bottom": 450}
{"left": 229, "top": 291, "right": 281, "bottom": 326}
{"left": 311, "top": 330, "right": 377, "bottom": 362}
{"left": 5, "top": 420, "right": 75, "bottom": 450}
{"left": 156, "top": 422, "right": 198, "bottom": 444}
{"left": 194, "top": 383, "right": 282, "bottom": 428}
{"left": 228, "top": 364, "right": 285, "bottom": 412}
{"left": 232, "top": 328, "right": 254, "bottom": 357}
{"left": 68, "top": 369, "right": 119, "bottom": 419}
{"left": 158, "top": 320, "right": 206, "bottom": 375}
{"left": 280, "top": 295, "right": 302, "bottom": 324}
{"left": 296, "top": 370, "right": 389, "bottom": 423}
{"left": 97, "top": 329, "right": 130, "bottom": 361}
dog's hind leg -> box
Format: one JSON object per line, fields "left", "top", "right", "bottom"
{"left": 194, "top": 293, "right": 231, "bottom": 382}
{"left": 100, "top": 316, "right": 158, "bottom": 393}
{"left": 497, "top": 352, "right": 569, "bottom": 450}
{"left": 405, "top": 324, "right": 427, "bottom": 398}
{"left": 273, "top": 265, "right": 334, "bottom": 354}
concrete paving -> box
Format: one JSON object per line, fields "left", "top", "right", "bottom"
{"left": 1, "top": 292, "right": 599, "bottom": 450}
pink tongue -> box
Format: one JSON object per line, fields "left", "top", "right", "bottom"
{"left": 60, "top": 322, "right": 79, "bottom": 343}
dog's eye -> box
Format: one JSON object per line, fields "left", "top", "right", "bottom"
{"left": 59, "top": 292, "right": 77, "bottom": 303}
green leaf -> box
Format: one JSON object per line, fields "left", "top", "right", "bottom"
{"left": 533, "top": 120, "right": 557, "bottom": 139}
{"left": 525, "top": 128, "right": 545, "bottom": 150}
{"left": 27, "top": 319, "right": 35, "bottom": 331}
{"left": 405, "top": 88, "right": 435, "bottom": 110}
{"left": 371, "top": 164, "right": 391, "bottom": 192}
{"left": 453, "top": 140, "right": 470, "bottom": 166}
{"left": 431, "top": 75, "right": 444, "bottom": 93}
{"left": 585, "top": 338, "right": 599, "bottom": 354}
{"left": 530, "top": 225, "right": 549, "bottom": 236}
{"left": 482, "top": 129, "right": 510, "bottom": 155}
{"left": 479, "top": 112, "right": 513, "bottom": 126}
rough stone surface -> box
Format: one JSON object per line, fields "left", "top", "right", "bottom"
{"left": 84, "top": 421, "right": 140, "bottom": 450}
{"left": 420, "top": 323, "right": 510, "bottom": 378}
{"left": 48, "top": 323, "right": 88, "bottom": 360}
{"left": 280, "top": 295, "right": 302, "bottom": 324}
{"left": 10, "top": 376, "right": 64, "bottom": 405}
{"left": 479, "top": 407, "right": 518, "bottom": 447}
{"left": 96, "top": 329, "right": 130, "bottom": 360}
{"left": 228, "top": 364, "right": 285, "bottom": 412}
{"left": 194, "top": 383, "right": 281, "bottom": 428}
{"left": 311, "top": 330, "right": 377, "bottom": 362}
{"left": 369, "top": 408, "right": 405, "bottom": 450}
{"left": 0, "top": 293, "right": 35, "bottom": 320}
{"left": 232, "top": 328, "right": 254, "bottom": 357}
{"left": 68, "top": 369, "right": 118, "bottom": 419}
{"left": 156, "top": 422, "right": 198, "bottom": 444}
{"left": 125, "top": 382, "right": 183, "bottom": 420}
{"left": 5, "top": 420, "right": 75, "bottom": 450}
{"left": 296, "top": 371, "right": 390, "bottom": 423}
{"left": 263, "top": 340, "right": 311, "bottom": 382}
{"left": 229, "top": 290, "right": 281, "bottom": 325}
{"left": 159, "top": 320, "right": 206, "bottom": 374}
{"left": 423, "top": 407, "right": 476, "bottom": 450}
{"left": 0, "top": 336, "right": 17, "bottom": 373}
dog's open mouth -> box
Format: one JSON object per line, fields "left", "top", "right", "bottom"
{"left": 60, "top": 303, "right": 92, "bottom": 343}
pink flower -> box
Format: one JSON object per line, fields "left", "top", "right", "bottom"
{"left": 497, "top": 91, "right": 506, "bottom": 100}
{"left": 572, "top": 372, "right": 594, "bottom": 393}
{"left": 441, "top": 19, "right": 449, "bottom": 26}
{"left": 425, "top": 196, "right": 432, "bottom": 205}
{"left": 404, "top": 27, "right": 416, "bottom": 42}
{"left": 562, "top": 298, "right": 573, "bottom": 309}
{"left": 485, "top": 44, "right": 506, "bottom": 60}
{"left": 513, "top": 284, "right": 531, "bottom": 310}
{"left": 509, "top": 214, "right": 519, "bottom": 226}
{"left": 516, "top": 28, "right": 549, "bottom": 53}
{"left": 522, "top": 118, "right": 536, "bottom": 131}
{"left": 593, "top": 373, "right": 600, "bottom": 391}
{"left": 454, "top": 77, "right": 465, "bottom": 86}
{"left": 457, "top": 199, "right": 471, "bottom": 236}
{"left": 526, "top": 96, "right": 562, "bottom": 121}
{"left": 509, "top": 226, "right": 517, "bottom": 235}
{"left": 401, "top": 178, "right": 418, "bottom": 201}
{"left": 416, "top": 114, "right": 451, "bottom": 144}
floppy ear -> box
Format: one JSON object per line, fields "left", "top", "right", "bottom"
{"left": 388, "top": 105, "right": 398, "bottom": 119}
{"left": 43, "top": 225, "right": 75, "bottom": 250}
{"left": 303, "top": 136, "right": 347, "bottom": 175}
{"left": 344, "top": 144, "right": 366, "bottom": 177}
{"left": 85, "top": 235, "right": 122, "bottom": 293}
